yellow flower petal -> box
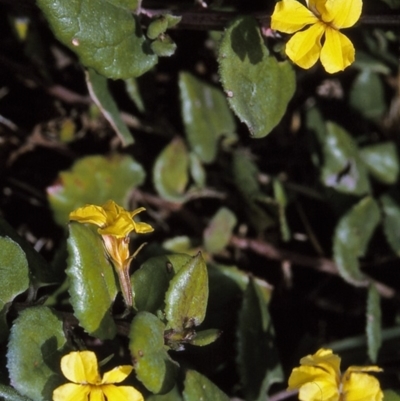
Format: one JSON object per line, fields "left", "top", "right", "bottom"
{"left": 298, "top": 380, "right": 339, "bottom": 401}
{"left": 133, "top": 221, "right": 154, "bottom": 234}
{"left": 98, "top": 213, "right": 136, "bottom": 238}
{"left": 102, "top": 384, "right": 144, "bottom": 401}
{"left": 324, "top": 0, "right": 362, "bottom": 29}
{"left": 299, "top": 349, "right": 341, "bottom": 378}
{"left": 320, "top": 28, "right": 355, "bottom": 73}
{"left": 53, "top": 383, "right": 91, "bottom": 401}
{"left": 271, "top": 0, "right": 318, "bottom": 33}
{"left": 342, "top": 371, "right": 383, "bottom": 401}
{"left": 69, "top": 205, "right": 107, "bottom": 227}
{"left": 288, "top": 366, "right": 337, "bottom": 390}
{"left": 285, "top": 22, "right": 325, "bottom": 69}
{"left": 89, "top": 386, "right": 106, "bottom": 401}
{"left": 60, "top": 351, "right": 101, "bottom": 384}
{"left": 101, "top": 365, "right": 133, "bottom": 384}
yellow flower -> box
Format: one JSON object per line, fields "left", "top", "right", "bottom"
{"left": 69, "top": 200, "right": 154, "bottom": 307}
{"left": 271, "top": 0, "right": 362, "bottom": 73}
{"left": 53, "top": 351, "right": 143, "bottom": 401}
{"left": 69, "top": 200, "right": 154, "bottom": 238}
{"left": 288, "top": 349, "right": 383, "bottom": 401}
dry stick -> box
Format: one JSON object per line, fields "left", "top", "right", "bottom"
{"left": 229, "top": 235, "right": 397, "bottom": 299}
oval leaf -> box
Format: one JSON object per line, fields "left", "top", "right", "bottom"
{"left": 36, "top": 0, "right": 157, "bottom": 79}
{"left": 183, "top": 370, "right": 229, "bottom": 401}
{"left": 237, "top": 278, "right": 283, "bottom": 401}
{"left": 203, "top": 207, "right": 237, "bottom": 254}
{"left": 321, "top": 122, "right": 370, "bottom": 195}
{"left": 0, "top": 384, "right": 33, "bottom": 401}
{"left": 381, "top": 194, "right": 400, "bottom": 255}
{"left": 165, "top": 252, "right": 208, "bottom": 330}
{"left": 218, "top": 16, "right": 295, "bottom": 138}
{"left": 333, "top": 197, "right": 380, "bottom": 285}
{"left": 0, "top": 237, "right": 30, "bottom": 343}
{"left": 129, "top": 311, "right": 178, "bottom": 394}
{"left": 360, "top": 142, "right": 399, "bottom": 184}
{"left": 47, "top": 154, "right": 145, "bottom": 226}
{"left": 7, "top": 306, "right": 68, "bottom": 401}
{"left": 366, "top": 284, "right": 382, "bottom": 363}
{"left": 67, "top": 222, "right": 118, "bottom": 339}
{"left": 179, "top": 72, "right": 236, "bottom": 163}
{"left": 153, "top": 138, "right": 189, "bottom": 202}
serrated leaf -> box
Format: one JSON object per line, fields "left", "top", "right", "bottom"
{"left": 7, "top": 306, "right": 68, "bottom": 401}
{"left": 86, "top": 69, "right": 133, "bottom": 145}
{"left": 218, "top": 16, "right": 295, "bottom": 138}
{"left": 36, "top": 0, "right": 157, "bottom": 79}
{"left": 0, "top": 217, "right": 55, "bottom": 284}
{"left": 0, "top": 384, "right": 33, "bottom": 401}
{"left": 381, "top": 194, "right": 400, "bottom": 255}
{"left": 321, "top": 122, "right": 370, "bottom": 195}
{"left": 360, "top": 142, "right": 399, "bottom": 184}
{"left": 129, "top": 311, "right": 178, "bottom": 394}
{"left": 237, "top": 279, "right": 283, "bottom": 401}
{"left": 333, "top": 197, "right": 380, "bottom": 285}
{"left": 366, "top": 284, "right": 382, "bottom": 363}
{"left": 66, "top": 222, "right": 118, "bottom": 339}
{"left": 47, "top": 154, "right": 145, "bottom": 226}
{"left": 203, "top": 207, "right": 237, "bottom": 254}
{"left": 132, "top": 255, "right": 175, "bottom": 313}
{"left": 153, "top": 138, "right": 189, "bottom": 202}
{"left": 183, "top": 370, "right": 229, "bottom": 401}
{"left": 349, "top": 71, "right": 386, "bottom": 120}
{"left": 179, "top": 72, "right": 236, "bottom": 163}
{"left": 0, "top": 237, "right": 30, "bottom": 343}
{"left": 165, "top": 252, "right": 208, "bottom": 330}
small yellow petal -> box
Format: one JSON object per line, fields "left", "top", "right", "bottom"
{"left": 342, "top": 371, "right": 383, "bottom": 401}
{"left": 324, "top": 0, "right": 362, "bottom": 29}
{"left": 285, "top": 23, "right": 325, "bottom": 69}
{"left": 60, "top": 351, "right": 101, "bottom": 384}
{"left": 300, "top": 349, "right": 341, "bottom": 378}
{"left": 53, "top": 383, "right": 91, "bottom": 401}
{"left": 288, "top": 366, "right": 337, "bottom": 390}
{"left": 298, "top": 380, "right": 339, "bottom": 401}
{"left": 69, "top": 205, "right": 107, "bottom": 227}
{"left": 89, "top": 386, "right": 106, "bottom": 401}
{"left": 101, "top": 365, "right": 133, "bottom": 384}
{"left": 306, "top": 0, "right": 329, "bottom": 19}
{"left": 133, "top": 221, "right": 154, "bottom": 234}
{"left": 99, "top": 213, "right": 136, "bottom": 238}
{"left": 271, "top": 0, "right": 318, "bottom": 33}
{"left": 102, "top": 384, "right": 144, "bottom": 401}
{"left": 320, "top": 28, "right": 355, "bottom": 73}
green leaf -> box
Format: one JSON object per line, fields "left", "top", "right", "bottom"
{"left": 66, "top": 222, "right": 118, "bottom": 339}
{"left": 147, "top": 385, "right": 183, "bottom": 401}
{"left": 237, "top": 279, "right": 283, "bottom": 401}
{"left": 150, "top": 36, "right": 177, "bottom": 57}
{"left": 165, "top": 252, "right": 208, "bottom": 330}
{"left": 218, "top": 16, "right": 295, "bottom": 138}
{"left": 7, "top": 306, "right": 68, "bottom": 401}
{"left": 349, "top": 71, "right": 386, "bottom": 120}
{"left": 147, "top": 17, "right": 169, "bottom": 40}
{"left": 272, "top": 179, "right": 291, "bottom": 242}
{"left": 36, "top": 0, "right": 157, "bottom": 79}
{"left": 188, "top": 328, "right": 221, "bottom": 347}
{"left": 183, "top": 370, "right": 229, "bottom": 401}
{"left": 132, "top": 255, "right": 175, "bottom": 313}
{"left": 360, "top": 142, "right": 399, "bottom": 184}
{"left": 0, "top": 237, "right": 30, "bottom": 343}
{"left": 86, "top": 69, "right": 133, "bottom": 145}
{"left": 203, "top": 207, "right": 237, "bottom": 254}
{"left": 153, "top": 138, "right": 189, "bottom": 202}
{"left": 381, "top": 194, "right": 400, "bottom": 255}
{"left": 129, "top": 311, "right": 178, "bottom": 394}
{"left": 321, "top": 122, "right": 370, "bottom": 195}
{"left": 0, "top": 384, "right": 33, "bottom": 401}
{"left": 189, "top": 153, "right": 206, "bottom": 189}
{"left": 47, "top": 154, "right": 145, "bottom": 226}
{"left": 0, "top": 217, "right": 55, "bottom": 284}
{"left": 125, "top": 77, "right": 145, "bottom": 113}
{"left": 366, "top": 284, "right": 382, "bottom": 363}
{"left": 383, "top": 390, "right": 400, "bottom": 401}
{"left": 179, "top": 72, "right": 236, "bottom": 163}
{"left": 333, "top": 197, "right": 380, "bottom": 285}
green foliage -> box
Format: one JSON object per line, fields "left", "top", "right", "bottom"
{"left": 366, "top": 284, "right": 382, "bottom": 363}
{"left": 381, "top": 194, "right": 400, "bottom": 255}
{"left": 36, "top": 0, "right": 156, "bottom": 79}
{"left": 47, "top": 154, "right": 145, "bottom": 225}
{"left": 183, "top": 370, "right": 230, "bottom": 401}
{"left": 7, "top": 307, "right": 68, "bottom": 401}
{"left": 218, "top": 17, "right": 295, "bottom": 138}
{"left": 66, "top": 223, "right": 118, "bottom": 339}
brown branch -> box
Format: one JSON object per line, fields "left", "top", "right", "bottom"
{"left": 229, "top": 236, "right": 397, "bottom": 299}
